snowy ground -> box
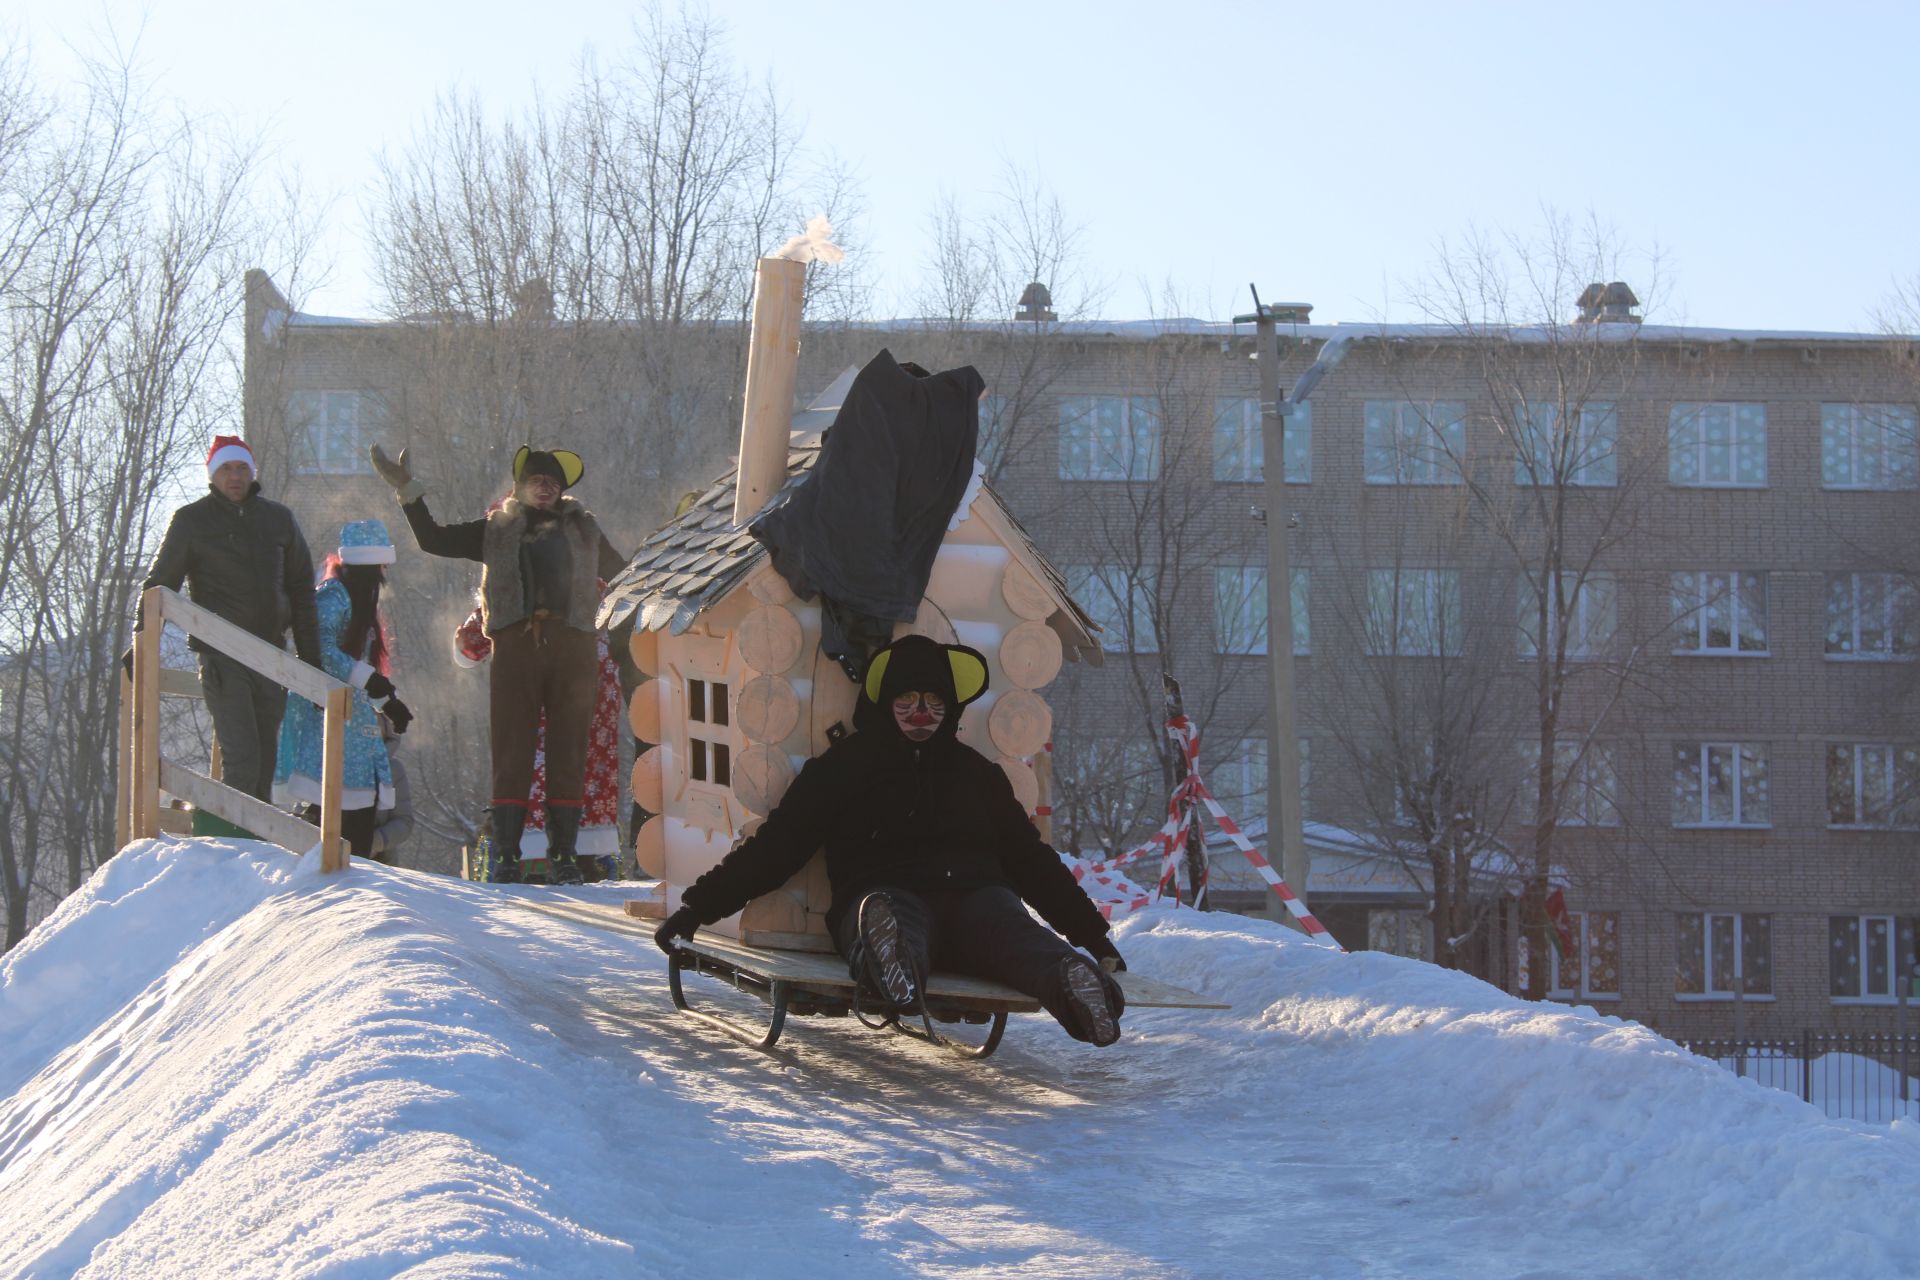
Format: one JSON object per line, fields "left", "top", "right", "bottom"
{"left": 2, "top": 839, "right": 1918, "bottom": 1280}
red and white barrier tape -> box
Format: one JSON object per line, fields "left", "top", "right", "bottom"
{"left": 1064, "top": 715, "right": 1343, "bottom": 949}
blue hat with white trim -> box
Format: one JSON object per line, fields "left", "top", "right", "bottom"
{"left": 338, "top": 519, "right": 397, "bottom": 565}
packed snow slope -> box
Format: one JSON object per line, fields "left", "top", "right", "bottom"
{"left": 3, "top": 841, "right": 1918, "bottom": 1280}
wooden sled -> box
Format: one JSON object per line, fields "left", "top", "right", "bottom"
{"left": 656, "top": 924, "right": 1229, "bottom": 1060}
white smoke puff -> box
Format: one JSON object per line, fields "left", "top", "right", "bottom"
{"left": 773, "top": 215, "right": 845, "bottom": 264}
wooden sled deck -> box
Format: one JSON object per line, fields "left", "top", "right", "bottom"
{"left": 508, "top": 896, "right": 1229, "bottom": 1059}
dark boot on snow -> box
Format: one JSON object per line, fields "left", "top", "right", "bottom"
{"left": 851, "top": 892, "right": 920, "bottom": 1010}
{"left": 544, "top": 804, "right": 585, "bottom": 886}
{"left": 488, "top": 804, "right": 528, "bottom": 884}
{"left": 1060, "top": 955, "right": 1125, "bottom": 1047}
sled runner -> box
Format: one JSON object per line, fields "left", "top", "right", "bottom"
{"left": 646, "top": 914, "right": 1229, "bottom": 1059}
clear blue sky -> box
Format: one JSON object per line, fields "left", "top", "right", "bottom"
{"left": 12, "top": 0, "right": 1917, "bottom": 330}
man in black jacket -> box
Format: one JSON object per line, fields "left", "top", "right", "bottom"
{"left": 137, "top": 436, "right": 322, "bottom": 801}
{"left": 655, "top": 634, "right": 1128, "bottom": 1046}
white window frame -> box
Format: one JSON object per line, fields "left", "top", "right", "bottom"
{"left": 288, "top": 389, "right": 383, "bottom": 476}
{"left": 1825, "top": 573, "right": 1918, "bottom": 661}
{"left": 1068, "top": 564, "right": 1159, "bottom": 654}
{"left": 1213, "top": 396, "right": 1310, "bottom": 483}
{"left": 1821, "top": 403, "right": 1919, "bottom": 491}
{"left": 1668, "top": 402, "right": 1768, "bottom": 488}
{"left": 683, "top": 678, "right": 733, "bottom": 790}
{"left": 1826, "top": 743, "right": 1920, "bottom": 830}
{"left": 1675, "top": 911, "right": 1774, "bottom": 1001}
{"left": 1670, "top": 571, "right": 1769, "bottom": 656}
{"left": 1363, "top": 400, "right": 1466, "bottom": 485}
{"left": 1671, "top": 741, "right": 1770, "bottom": 828}
{"left": 1518, "top": 571, "right": 1616, "bottom": 660}
{"left": 1213, "top": 566, "right": 1308, "bottom": 656}
{"left": 1364, "top": 569, "right": 1464, "bottom": 656}
{"left": 1828, "top": 914, "right": 1919, "bottom": 1004}
{"left": 1547, "top": 910, "right": 1623, "bottom": 1002}
{"left": 1058, "top": 395, "right": 1162, "bottom": 481}
{"left": 1515, "top": 401, "right": 1617, "bottom": 487}
{"left": 1520, "top": 741, "right": 1619, "bottom": 827}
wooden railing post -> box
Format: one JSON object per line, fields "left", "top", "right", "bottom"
{"left": 115, "top": 666, "right": 133, "bottom": 851}
{"left": 319, "top": 686, "right": 350, "bottom": 873}
{"left": 130, "top": 588, "right": 164, "bottom": 840}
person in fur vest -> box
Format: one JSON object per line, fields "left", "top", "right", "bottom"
{"left": 453, "top": 598, "right": 624, "bottom": 882}
{"left": 370, "top": 442, "right": 627, "bottom": 884}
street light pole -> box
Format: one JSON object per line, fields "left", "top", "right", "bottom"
{"left": 1235, "top": 288, "right": 1353, "bottom": 924}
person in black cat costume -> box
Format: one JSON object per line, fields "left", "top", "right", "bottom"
{"left": 654, "top": 634, "right": 1127, "bottom": 1045}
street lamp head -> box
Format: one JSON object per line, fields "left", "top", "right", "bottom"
{"left": 1286, "top": 333, "right": 1355, "bottom": 406}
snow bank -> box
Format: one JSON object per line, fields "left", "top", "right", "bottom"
{"left": 1, "top": 843, "right": 1916, "bottom": 1279}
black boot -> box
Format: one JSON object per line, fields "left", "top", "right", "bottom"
{"left": 489, "top": 804, "right": 527, "bottom": 884}
{"left": 545, "top": 804, "right": 585, "bottom": 886}
{"left": 1059, "top": 955, "right": 1125, "bottom": 1047}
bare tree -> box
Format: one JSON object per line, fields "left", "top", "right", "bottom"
{"left": 0, "top": 46, "right": 273, "bottom": 947}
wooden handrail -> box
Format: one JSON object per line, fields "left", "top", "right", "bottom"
{"left": 124, "top": 586, "right": 353, "bottom": 872}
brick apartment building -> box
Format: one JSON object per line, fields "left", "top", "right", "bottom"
{"left": 243, "top": 271, "right": 1919, "bottom": 1041}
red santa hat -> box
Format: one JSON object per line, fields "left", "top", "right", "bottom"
{"left": 206, "top": 435, "right": 256, "bottom": 480}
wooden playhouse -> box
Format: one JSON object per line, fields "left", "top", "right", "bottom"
{"left": 598, "top": 258, "right": 1102, "bottom": 951}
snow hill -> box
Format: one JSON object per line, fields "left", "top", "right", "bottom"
{"left": 2, "top": 841, "right": 1917, "bottom": 1280}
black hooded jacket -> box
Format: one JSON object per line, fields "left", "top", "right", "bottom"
{"left": 680, "top": 636, "right": 1112, "bottom": 950}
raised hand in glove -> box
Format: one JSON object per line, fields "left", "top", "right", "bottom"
{"left": 380, "top": 697, "right": 414, "bottom": 734}
{"left": 1087, "top": 936, "right": 1127, "bottom": 974}
{"left": 654, "top": 906, "right": 700, "bottom": 956}
{"left": 368, "top": 444, "right": 426, "bottom": 502}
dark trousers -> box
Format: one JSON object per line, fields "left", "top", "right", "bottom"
{"left": 488, "top": 620, "right": 598, "bottom": 809}
{"left": 198, "top": 648, "right": 288, "bottom": 801}
{"left": 301, "top": 804, "right": 379, "bottom": 860}
{"left": 833, "top": 885, "right": 1094, "bottom": 1040}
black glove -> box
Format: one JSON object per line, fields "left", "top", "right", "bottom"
{"left": 364, "top": 671, "right": 396, "bottom": 699}
{"left": 1088, "top": 936, "right": 1127, "bottom": 973}
{"left": 654, "top": 906, "right": 700, "bottom": 956}
{"left": 381, "top": 697, "right": 413, "bottom": 735}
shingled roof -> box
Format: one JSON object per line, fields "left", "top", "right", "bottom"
{"left": 596, "top": 375, "right": 1102, "bottom": 664}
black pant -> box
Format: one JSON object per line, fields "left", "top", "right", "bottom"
{"left": 301, "top": 804, "right": 381, "bottom": 861}
{"left": 198, "top": 648, "right": 288, "bottom": 801}
{"left": 834, "top": 885, "right": 1099, "bottom": 1041}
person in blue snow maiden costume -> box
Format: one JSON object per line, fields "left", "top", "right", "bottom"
{"left": 274, "top": 520, "right": 416, "bottom": 861}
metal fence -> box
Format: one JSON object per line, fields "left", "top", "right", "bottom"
{"left": 1681, "top": 1032, "right": 1920, "bottom": 1124}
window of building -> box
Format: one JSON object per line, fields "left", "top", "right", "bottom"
{"left": 1213, "top": 396, "right": 1310, "bottom": 483}
{"left": 1826, "top": 743, "right": 1920, "bottom": 829}
{"left": 1213, "top": 566, "right": 1308, "bottom": 656}
{"left": 1825, "top": 573, "right": 1918, "bottom": 660}
{"left": 288, "top": 390, "right": 385, "bottom": 475}
{"left": 1364, "top": 569, "right": 1463, "bottom": 656}
{"left": 1067, "top": 564, "right": 1159, "bottom": 654}
{"left": 1670, "top": 571, "right": 1769, "bottom": 655}
{"left": 1520, "top": 741, "right": 1619, "bottom": 826}
{"left": 1363, "top": 400, "right": 1466, "bottom": 485}
{"left": 1367, "top": 909, "right": 1431, "bottom": 961}
{"left": 686, "top": 678, "right": 731, "bottom": 787}
{"left": 1548, "top": 910, "right": 1622, "bottom": 1001}
{"left": 1821, "top": 403, "right": 1918, "bottom": 490}
{"left": 1058, "top": 395, "right": 1162, "bottom": 481}
{"left": 1518, "top": 571, "right": 1616, "bottom": 659}
{"left": 1829, "top": 915, "right": 1920, "bottom": 1003}
{"left": 1671, "top": 742, "right": 1770, "bottom": 827}
{"left": 1668, "top": 402, "right": 1767, "bottom": 487}
{"left": 1514, "top": 401, "right": 1617, "bottom": 487}
{"left": 1675, "top": 912, "right": 1772, "bottom": 998}
{"left": 1208, "top": 736, "right": 1310, "bottom": 824}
